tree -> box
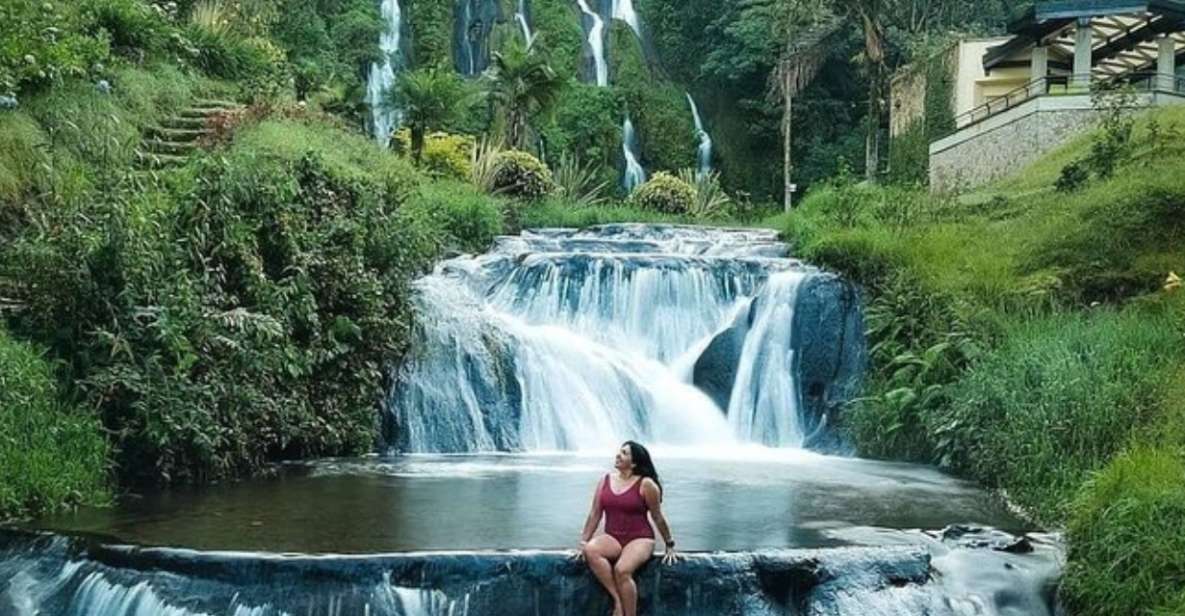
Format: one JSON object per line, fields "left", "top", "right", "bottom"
{"left": 486, "top": 39, "right": 563, "bottom": 150}
{"left": 771, "top": 12, "right": 844, "bottom": 210}
{"left": 390, "top": 66, "right": 479, "bottom": 165}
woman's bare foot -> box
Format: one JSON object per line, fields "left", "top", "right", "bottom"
{"left": 611, "top": 602, "right": 624, "bottom": 616}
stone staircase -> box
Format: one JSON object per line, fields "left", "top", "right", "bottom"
{"left": 136, "top": 98, "right": 243, "bottom": 169}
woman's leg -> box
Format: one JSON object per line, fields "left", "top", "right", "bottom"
{"left": 613, "top": 538, "right": 655, "bottom": 616}
{"left": 583, "top": 535, "right": 624, "bottom": 613}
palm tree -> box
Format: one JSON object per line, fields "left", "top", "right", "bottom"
{"left": 486, "top": 39, "right": 563, "bottom": 151}
{"left": 771, "top": 15, "right": 844, "bottom": 210}
{"left": 388, "top": 66, "right": 480, "bottom": 165}
{"left": 834, "top": 0, "right": 889, "bottom": 182}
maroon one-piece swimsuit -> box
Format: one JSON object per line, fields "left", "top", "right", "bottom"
{"left": 600, "top": 474, "right": 655, "bottom": 546}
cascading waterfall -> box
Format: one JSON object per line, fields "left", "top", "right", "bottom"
{"left": 514, "top": 0, "right": 534, "bottom": 47}
{"left": 366, "top": 0, "right": 405, "bottom": 146}
{"left": 574, "top": 0, "right": 609, "bottom": 86}
{"left": 387, "top": 225, "right": 827, "bottom": 453}
{"left": 621, "top": 116, "right": 647, "bottom": 192}
{"left": 611, "top": 0, "right": 643, "bottom": 39}
{"left": 686, "top": 93, "right": 713, "bottom": 180}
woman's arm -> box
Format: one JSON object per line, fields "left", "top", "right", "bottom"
{"left": 580, "top": 478, "right": 604, "bottom": 543}
{"left": 641, "top": 479, "right": 674, "bottom": 550}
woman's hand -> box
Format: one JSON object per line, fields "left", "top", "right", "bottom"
{"left": 572, "top": 540, "right": 588, "bottom": 561}
{"left": 661, "top": 545, "right": 679, "bottom": 565}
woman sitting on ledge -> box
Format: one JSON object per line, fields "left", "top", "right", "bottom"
{"left": 577, "top": 441, "right": 679, "bottom": 616}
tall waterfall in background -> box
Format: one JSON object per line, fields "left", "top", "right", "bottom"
{"left": 686, "top": 93, "right": 713, "bottom": 179}
{"left": 387, "top": 225, "right": 839, "bottom": 453}
{"left": 366, "top": 0, "right": 405, "bottom": 146}
{"left": 515, "top": 0, "right": 534, "bottom": 47}
{"left": 622, "top": 116, "right": 646, "bottom": 192}
{"left": 574, "top": 0, "right": 608, "bottom": 86}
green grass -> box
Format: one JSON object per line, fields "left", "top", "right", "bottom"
{"left": 0, "top": 328, "right": 109, "bottom": 520}
{"left": 1063, "top": 445, "right": 1185, "bottom": 616}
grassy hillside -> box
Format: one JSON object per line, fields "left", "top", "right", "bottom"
{"left": 767, "top": 105, "right": 1185, "bottom": 615}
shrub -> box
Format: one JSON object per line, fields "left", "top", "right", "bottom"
{"left": 1062, "top": 446, "right": 1185, "bottom": 616}
{"left": 554, "top": 152, "right": 608, "bottom": 207}
{"left": 395, "top": 129, "right": 474, "bottom": 180}
{"left": 403, "top": 180, "right": 504, "bottom": 253}
{"left": 0, "top": 0, "right": 111, "bottom": 94}
{"left": 678, "top": 169, "right": 731, "bottom": 219}
{"left": 631, "top": 171, "right": 695, "bottom": 214}
{"left": 0, "top": 328, "right": 109, "bottom": 519}
{"left": 81, "top": 0, "right": 173, "bottom": 55}
{"left": 491, "top": 149, "right": 555, "bottom": 200}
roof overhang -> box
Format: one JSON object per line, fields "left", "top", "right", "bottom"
{"left": 984, "top": 0, "right": 1185, "bottom": 75}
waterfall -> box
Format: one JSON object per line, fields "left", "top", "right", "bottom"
{"left": 611, "top": 0, "right": 643, "bottom": 40}
{"left": 387, "top": 225, "right": 832, "bottom": 454}
{"left": 366, "top": 0, "right": 405, "bottom": 146}
{"left": 515, "top": 0, "right": 534, "bottom": 47}
{"left": 622, "top": 116, "right": 646, "bottom": 192}
{"left": 686, "top": 93, "right": 713, "bottom": 180}
{"left": 574, "top": 0, "right": 608, "bottom": 86}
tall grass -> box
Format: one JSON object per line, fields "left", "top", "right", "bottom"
{"left": 938, "top": 305, "right": 1183, "bottom": 523}
{"left": 0, "top": 329, "right": 109, "bottom": 520}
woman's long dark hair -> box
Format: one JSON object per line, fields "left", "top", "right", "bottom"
{"left": 624, "top": 441, "right": 662, "bottom": 500}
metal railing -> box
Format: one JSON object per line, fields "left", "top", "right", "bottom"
{"left": 946, "top": 71, "right": 1185, "bottom": 136}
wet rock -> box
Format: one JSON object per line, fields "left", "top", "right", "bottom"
{"left": 792, "top": 274, "right": 866, "bottom": 452}
{"left": 0, "top": 95, "right": 17, "bottom": 110}
{"left": 692, "top": 303, "right": 751, "bottom": 410}
{"left": 0, "top": 529, "right": 944, "bottom": 616}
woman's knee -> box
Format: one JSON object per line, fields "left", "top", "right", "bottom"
{"left": 613, "top": 562, "right": 635, "bottom": 581}
{"left": 583, "top": 542, "right": 604, "bottom": 561}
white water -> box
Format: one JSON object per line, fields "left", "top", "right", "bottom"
{"left": 366, "top": 0, "right": 405, "bottom": 146}
{"left": 622, "top": 116, "right": 647, "bottom": 192}
{"left": 727, "top": 272, "right": 808, "bottom": 447}
{"left": 389, "top": 226, "right": 811, "bottom": 453}
{"left": 574, "top": 0, "right": 608, "bottom": 86}
{"left": 514, "top": 0, "right": 534, "bottom": 47}
{"left": 686, "top": 93, "right": 714, "bottom": 180}
{"left": 611, "top": 0, "right": 643, "bottom": 39}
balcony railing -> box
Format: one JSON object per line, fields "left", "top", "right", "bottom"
{"left": 947, "top": 71, "right": 1185, "bottom": 135}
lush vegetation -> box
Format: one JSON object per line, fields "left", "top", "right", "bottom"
{"left": 771, "top": 105, "right": 1185, "bottom": 615}
{"left": 0, "top": 327, "right": 110, "bottom": 518}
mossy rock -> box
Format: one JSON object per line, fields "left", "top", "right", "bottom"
{"left": 493, "top": 150, "right": 555, "bottom": 200}
{"left": 631, "top": 171, "right": 694, "bottom": 214}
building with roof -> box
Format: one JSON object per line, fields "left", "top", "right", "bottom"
{"left": 890, "top": 0, "right": 1185, "bottom": 192}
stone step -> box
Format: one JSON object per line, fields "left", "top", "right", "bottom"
{"left": 136, "top": 151, "right": 189, "bottom": 169}
{"left": 179, "top": 107, "right": 237, "bottom": 119}
{"left": 142, "top": 139, "right": 197, "bottom": 156}
{"left": 161, "top": 116, "right": 209, "bottom": 130}
{"left": 146, "top": 127, "right": 211, "bottom": 142}
{"left": 193, "top": 98, "right": 241, "bottom": 109}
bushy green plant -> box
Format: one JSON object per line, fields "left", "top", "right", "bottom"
{"left": 394, "top": 130, "right": 474, "bottom": 180}
{"left": 678, "top": 169, "right": 731, "bottom": 219}
{"left": 554, "top": 152, "right": 608, "bottom": 207}
{"left": 81, "top": 0, "right": 174, "bottom": 54}
{"left": 631, "top": 171, "right": 695, "bottom": 214}
{"left": 491, "top": 149, "right": 555, "bottom": 200}
{"left": 0, "top": 328, "right": 109, "bottom": 519}
{"left": 0, "top": 0, "right": 111, "bottom": 94}
{"left": 1063, "top": 446, "right": 1185, "bottom": 616}
{"left": 404, "top": 180, "right": 505, "bottom": 253}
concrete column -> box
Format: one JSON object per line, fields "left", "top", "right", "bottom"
{"left": 1158, "top": 36, "right": 1177, "bottom": 92}
{"left": 1072, "top": 18, "right": 1094, "bottom": 89}
{"left": 1030, "top": 45, "right": 1049, "bottom": 97}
